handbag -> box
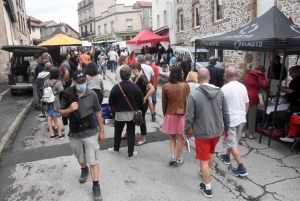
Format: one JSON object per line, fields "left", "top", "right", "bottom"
{"left": 118, "top": 83, "right": 143, "bottom": 126}
{"left": 258, "top": 77, "right": 268, "bottom": 106}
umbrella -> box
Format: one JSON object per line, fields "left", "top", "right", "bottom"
{"left": 38, "top": 34, "right": 84, "bottom": 46}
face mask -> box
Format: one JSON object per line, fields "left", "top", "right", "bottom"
{"left": 132, "top": 72, "right": 140, "bottom": 77}
{"left": 146, "top": 61, "right": 151, "bottom": 65}
{"left": 76, "top": 83, "right": 86, "bottom": 92}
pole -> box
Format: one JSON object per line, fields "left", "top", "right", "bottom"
{"left": 259, "top": 51, "right": 275, "bottom": 143}
{"left": 259, "top": 52, "right": 267, "bottom": 144}
{"left": 267, "top": 54, "right": 287, "bottom": 146}
{"left": 194, "top": 41, "right": 197, "bottom": 72}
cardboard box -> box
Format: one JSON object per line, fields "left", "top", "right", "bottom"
{"left": 17, "top": 76, "right": 24, "bottom": 82}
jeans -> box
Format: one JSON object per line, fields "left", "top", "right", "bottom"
{"left": 151, "top": 89, "right": 157, "bottom": 105}
{"left": 98, "top": 65, "right": 107, "bottom": 74}
{"left": 114, "top": 120, "right": 136, "bottom": 157}
{"left": 111, "top": 61, "right": 117, "bottom": 71}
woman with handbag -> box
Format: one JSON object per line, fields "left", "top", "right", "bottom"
{"left": 242, "top": 65, "right": 268, "bottom": 139}
{"left": 162, "top": 66, "right": 190, "bottom": 167}
{"left": 108, "top": 66, "right": 143, "bottom": 159}
{"left": 130, "top": 62, "right": 155, "bottom": 146}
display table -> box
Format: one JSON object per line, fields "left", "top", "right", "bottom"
{"left": 258, "top": 103, "right": 289, "bottom": 114}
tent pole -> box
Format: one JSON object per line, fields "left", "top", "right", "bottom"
{"left": 259, "top": 51, "right": 275, "bottom": 144}
{"left": 267, "top": 54, "right": 287, "bottom": 146}
{"left": 259, "top": 52, "right": 268, "bottom": 144}
{"left": 194, "top": 44, "right": 197, "bottom": 71}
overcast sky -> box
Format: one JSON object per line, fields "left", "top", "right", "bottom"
{"left": 25, "top": 0, "right": 152, "bottom": 32}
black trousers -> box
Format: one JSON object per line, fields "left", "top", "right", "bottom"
{"left": 114, "top": 120, "right": 135, "bottom": 157}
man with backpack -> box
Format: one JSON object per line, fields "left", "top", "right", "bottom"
{"left": 36, "top": 62, "right": 52, "bottom": 118}
{"left": 206, "top": 57, "right": 224, "bottom": 88}
{"left": 30, "top": 53, "right": 41, "bottom": 110}
{"left": 60, "top": 53, "right": 71, "bottom": 89}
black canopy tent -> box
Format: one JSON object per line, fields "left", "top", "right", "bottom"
{"left": 195, "top": 6, "right": 300, "bottom": 146}
{"left": 285, "top": 35, "right": 300, "bottom": 55}
{"left": 39, "top": 28, "right": 65, "bottom": 42}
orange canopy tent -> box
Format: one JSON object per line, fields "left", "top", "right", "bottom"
{"left": 126, "top": 30, "right": 169, "bottom": 45}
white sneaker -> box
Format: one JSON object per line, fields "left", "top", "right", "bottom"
{"left": 280, "top": 137, "right": 294, "bottom": 143}
{"left": 107, "top": 148, "right": 119, "bottom": 155}
{"left": 128, "top": 151, "right": 138, "bottom": 159}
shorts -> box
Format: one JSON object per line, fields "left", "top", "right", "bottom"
{"left": 46, "top": 108, "right": 61, "bottom": 116}
{"left": 151, "top": 89, "right": 157, "bottom": 105}
{"left": 223, "top": 122, "right": 245, "bottom": 149}
{"left": 70, "top": 135, "right": 100, "bottom": 165}
{"left": 98, "top": 65, "right": 106, "bottom": 74}
{"left": 195, "top": 136, "right": 220, "bottom": 161}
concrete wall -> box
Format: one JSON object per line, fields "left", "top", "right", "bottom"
{"left": 142, "top": 7, "right": 152, "bottom": 30}
{"left": 30, "top": 26, "right": 41, "bottom": 40}
{"left": 152, "top": 0, "right": 176, "bottom": 44}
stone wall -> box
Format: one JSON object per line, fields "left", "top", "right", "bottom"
{"left": 175, "top": 0, "right": 300, "bottom": 80}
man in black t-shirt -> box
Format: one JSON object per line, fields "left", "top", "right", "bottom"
{"left": 280, "top": 66, "right": 300, "bottom": 142}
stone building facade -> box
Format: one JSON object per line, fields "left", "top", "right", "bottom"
{"left": 175, "top": 0, "right": 300, "bottom": 80}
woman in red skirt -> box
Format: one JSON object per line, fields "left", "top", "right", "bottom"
{"left": 162, "top": 66, "right": 190, "bottom": 167}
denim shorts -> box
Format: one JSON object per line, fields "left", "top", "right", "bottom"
{"left": 98, "top": 65, "right": 106, "bottom": 74}
{"left": 151, "top": 89, "right": 157, "bottom": 104}
{"left": 46, "top": 108, "right": 61, "bottom": 116}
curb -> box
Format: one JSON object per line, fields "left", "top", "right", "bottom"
{"left": 0, "top": 98, "right": 33, "bottom": 154}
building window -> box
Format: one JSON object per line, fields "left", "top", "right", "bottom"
{"left": 89, "top": 10, "right": 92, "bottom": 18}
{"left": 104, "top": 24, "right": 107, "bottom": 33}
{"left": 65, "top": 27, "right": 68, "bottom": 33}
{"left": 149, "top": 9, "right": 152, "bottom": 17}
{"left": 194, "top": 4, "right": 200, "bottom": 27}
{"left": 126, "top": 19, "right": 133, "bottom": 30}
{"left": 98, "top": 25, "right": 101, "bottom": 35}
{"left": 90, "top": 23, "right": 92, "bottom": 32}
{"left": 157, "top": 15, "right": 160, "bottom": 28}
{"left": 149, "top": 20, "right": 152, "bottom": 30}
{"left": 111, "top": 21, "right": 114, "bottom": 32}
{"left": 80, "top": 14, "right": 83, "bottom": 22}
{"left": 84, "top": 12, "right": 87, "bottom": 20}
{"left": 214, "top": 0, "right": 223, "bottom": 21}
{"left": 163, "top": 11, "right": 167, "bottom": 26}
{"left": 81, "top": 27, "right": 83, "bottom": 34}
{"left": 32, "top": 27, "right": 35, "bottom": 32}
{"left": 178, "top": 11, "right": 183, "bottom": 31}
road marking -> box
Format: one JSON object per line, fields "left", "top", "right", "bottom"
{"left": 0, "top": 89, "right": 9, "bottom": 101}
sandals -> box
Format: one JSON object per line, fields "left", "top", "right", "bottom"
{"left": 135, "top": 141, "right": 146, "bottom": 146}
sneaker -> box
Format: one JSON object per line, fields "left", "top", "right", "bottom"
{"left": 58, "top": 134, "right": 65, "bottom": 139}
{"left": 38, "top": 113, "right": 46, "bottom": 118}
{"left": 280, "top": 137, "right": 294, "bottom": 143}
{"left": 79, "top": 166, "right": 89, "bottom": 183}
{"left": 50, "top": 134, "right": 58, "bottom": 139}
{"left": 199, "top": 183, "right": 212, "bottom": 198}
{"left": 92, "top": 185, "right": 102, "bottom": 201}
{"left": 174, "top": 158, "right": 184, "bottom": 167}
{"left": 151, "top": 114, "right": 156, "bottom": 122}
{"left": 249, "top": 134, "right": 256, "bottom": 139}
{"left": 103, "top": 77, "right": 106, "bottom": 80}
{"left": 241, "top": 132, "right": 246, "bottom": 138}
{"left": 107, "top": 148, "right": 119, "bottom": 155}
{"left": 231, "top": 167, "right": 248, "bottom": 177}
{"left": 219, "top": 154, "right": 231, "bottom": 165}
{"left": 128, "top": 151, "right": 138, "bottom": 159}
{"left": 169, "top": 156, "right": 176, "bottom": 165}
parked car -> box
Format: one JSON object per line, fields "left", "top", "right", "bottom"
{"left": 1, "top": 45, "right": 48, "bottom": 95}
{"left": 174, "top": 46, "right": 223, "bottom": 71}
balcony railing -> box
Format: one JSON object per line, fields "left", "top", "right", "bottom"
{"left": 81, "top": 31, "right": 95, "bottom": 37}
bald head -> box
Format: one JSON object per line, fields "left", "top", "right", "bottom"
{"left": 225, "top": 67, "right": 237, "bottom": 82}
{"left": 44, "top": 62, "right": 52, "bottom": 72}
{"left": 197, "top": 68, "right": 210, "bottom": 83}
{"left": 288, "top": 66, "right": 300, "bottom": 78}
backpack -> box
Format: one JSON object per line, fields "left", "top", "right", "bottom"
{"left": 43, "top": 81, "right": 58, "bottom": 103}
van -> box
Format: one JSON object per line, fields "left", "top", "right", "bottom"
{"left": 1, "top": 45, "right": 48, "bottom": 95}
{"left": 174, "top": 46, "right": 223, "bottom": 71}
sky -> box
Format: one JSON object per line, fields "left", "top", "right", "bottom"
{"left": 25, "top": 0, "right": 152, "bottom": 32}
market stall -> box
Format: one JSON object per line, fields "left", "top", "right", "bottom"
{"left": 195, "top": 6, "right": 300, "bottom": 146}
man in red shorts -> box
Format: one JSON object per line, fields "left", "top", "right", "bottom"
{"left": 184, "top": 68, "right": 230, "bottom": 198}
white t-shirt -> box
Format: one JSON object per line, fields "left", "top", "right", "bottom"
{"left": 120, "top": 51, "right": 128, "bottom": 56}
{"left": 141, "top": 64, "right": 154, "bottom": 81}
{"left": 108, "top": 51, "right": 118, "bottom": 61}
{"left": 221, "top": 81, "right": 249, "bottom": 127}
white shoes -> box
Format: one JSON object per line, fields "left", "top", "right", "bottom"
{"left": 280, "top": 137, "right": 294, "bottom": 143}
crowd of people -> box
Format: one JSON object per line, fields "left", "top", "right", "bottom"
{"left": 28, "top": 45, "right": 300, "bottom": 200}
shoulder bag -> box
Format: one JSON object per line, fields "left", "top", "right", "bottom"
{"left": 118, "top": 83, "right": 143, "bottom": 126}
{"left": 258, "top": 77, "right": 268, "bottom": 106}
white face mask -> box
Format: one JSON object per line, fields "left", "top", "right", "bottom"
{"left": 132, "top": 72, "right": 140, "bottom": 77}
{"left": 146, "top": 61, "right": 151, "bottom": 65}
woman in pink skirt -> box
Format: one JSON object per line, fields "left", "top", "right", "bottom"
{"left": 162, "top": 66, "right": 190, "bottom": 167}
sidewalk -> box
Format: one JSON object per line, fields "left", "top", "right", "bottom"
{"left": 1, "top": 70, "right": 300, "bottom": 201}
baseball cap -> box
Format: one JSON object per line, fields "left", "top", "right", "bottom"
{"left": 73, "top": 70, "right": 86, "bottom": 83}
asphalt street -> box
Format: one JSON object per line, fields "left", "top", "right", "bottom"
{"left": 0, "top": 70, "right": 300, "bottom": 201}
